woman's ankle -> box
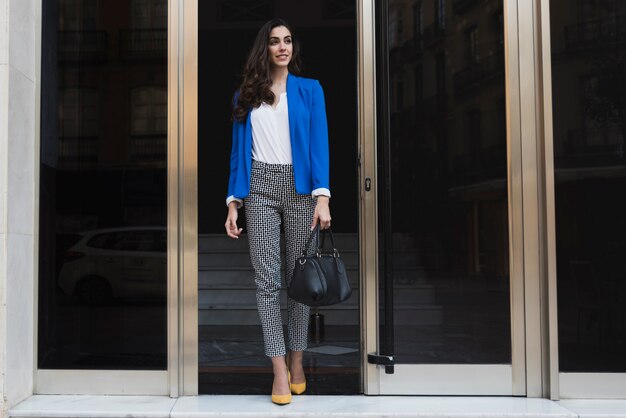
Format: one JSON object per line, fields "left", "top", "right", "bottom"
{"left": 271, "top": 355, "right": 288, "bottom": 374}
{"left": 287, "top": 351, "right": 305, "bottom": 379}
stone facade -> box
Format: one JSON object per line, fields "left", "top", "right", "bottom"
{"left": 0, "top": 0, "right": 37, "bottom": 417}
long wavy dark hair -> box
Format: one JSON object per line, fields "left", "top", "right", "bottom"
{"left": 233, "top": 18, "right": 302, "bottom": 121}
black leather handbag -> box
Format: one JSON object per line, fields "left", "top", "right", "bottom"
{"left": 287, "top": 226, "right": 352, "bottom": 306}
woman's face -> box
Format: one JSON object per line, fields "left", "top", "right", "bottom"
{"left": 267, "top": 25, "right": 293, "bottom": 69}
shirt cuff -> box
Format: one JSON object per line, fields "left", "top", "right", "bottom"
{"left": 312, "top": 188, "right": 331, "bottom": 198}
{"left": 226, "top": 195, "right": 243, "bottom": 209}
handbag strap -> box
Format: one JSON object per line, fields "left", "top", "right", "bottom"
{"left": 320, "top": 228, "right": 338, "bottom": 254}
{"left": 300, "top": 225, "right": 340, "bottom": 257}
{"left": 301, "top": 225, "right": 320, "bottom": 257}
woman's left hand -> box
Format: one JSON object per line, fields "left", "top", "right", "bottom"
{"left": 312, "top": 196, "right": 331, "bottom": 230}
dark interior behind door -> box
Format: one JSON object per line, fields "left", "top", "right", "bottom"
{"left": 197, "top": 0, "right": 360, "bottom": 394}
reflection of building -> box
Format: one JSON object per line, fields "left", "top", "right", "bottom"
{"left": 50, "top": 0, "right": 168, "bottom": 234}
{"left": 34, "top": 0, "right": 170, "bottom": 375}
{"left": 550, "top": 0, "right": 626, "bottom": 264}
{"left": 57, "top": 0, "right": 167, "bottom": 171}
{"left": 387, "top": 0, "right": 507, "bottom": 278}
{"left": 549, "top": 0, "right": 626, "bottom": 373}
{"left": 551, "top": 0, "right": 625, "bottom": 168}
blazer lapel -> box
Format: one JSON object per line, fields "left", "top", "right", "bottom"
{"left": 287, "top": 73, "right": 299, "bottom": 143}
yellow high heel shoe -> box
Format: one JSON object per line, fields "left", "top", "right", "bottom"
{"left": 271, "top": 392, "right": 292, "bottom": 405}
{"left": 271, "top": 370, "right": 292, "bottom": 405}
{"left": 288, "top": 368, "right": 307, "bottom": 395}
{"left": 290, "top": 379, "right": 306, "bottom": 395}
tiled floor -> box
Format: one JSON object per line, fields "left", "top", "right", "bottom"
{"left": 8, "top": 395, "right": 626, "bottom": 418}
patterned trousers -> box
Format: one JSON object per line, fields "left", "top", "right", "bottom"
{"left": 244, "top": 159, "right": 316, "bottom": 358}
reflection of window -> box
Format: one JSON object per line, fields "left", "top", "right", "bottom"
{"left": 414, "top": 66, "right": 423, "bottom": 105}
{"left": 60, "top": 88, "right": 99, "bottom": 138}
{"left": 579, "top": 0, "right": 615, "bottom": 21}
{"left": 436, "top": 0, "right": 446, "bottom": 30}
{"left": 466, "top": 108, "right": 482, "bottom": 157}
{"left": 582, "top": 76, "right": 618, "bottom": 129}
{"left": 131, "top": 87, "right": 167, "bottom": 135}
{"left": 60, "top": 0, "right": 98, "bottom": 30}
{"left": 580, "top": 76, "right": 623, "bottom": 148}
{"left": 467, "top": 26, "right": 479, "bottom": 64}
{"left": 413, "top": 1, "right": 423, "bottom": 39}
{"left": 436, "top": 54, "right": 446, "bottom": 98}
{"left": 131, "top": 0, "right": 167, "bottom": 29}
{"left": 390, "top": 10, "right": 403, "bottom": 47}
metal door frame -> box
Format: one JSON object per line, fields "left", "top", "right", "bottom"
{"left": 33, "top": 0, "right": 188, "bottom": 396}
{"left": 360, "top": 0, "right": 550, "bottom": 396}
{"left": 177, "top": 0, "right": 198, "bottom": 397}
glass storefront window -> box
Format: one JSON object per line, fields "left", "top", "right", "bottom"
{"left": 38, "top": 0, "right": 168, "bottom": 370}
{"left": 551, "top": 0, "right": 626, "bottom": 373}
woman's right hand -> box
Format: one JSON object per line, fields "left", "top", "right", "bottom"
{"left": 225, "top": 203, "right": 243, "bottom": 239}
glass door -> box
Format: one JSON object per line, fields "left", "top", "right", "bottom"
{"left": 196, "top": 0, "right": 361, "bottom": 395}
{"left": 364, "top": 0, "right": 522, "bottom": 394}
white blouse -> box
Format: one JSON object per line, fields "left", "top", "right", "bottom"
{"left": 226, "top": 92, "right": 331, "bottom": 208}
{"left": 250, "top": 92, "right": 292, "bottom": 164}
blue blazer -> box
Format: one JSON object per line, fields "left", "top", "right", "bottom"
{"left": 226, "top": 73, "right": 330, "bottom": 202}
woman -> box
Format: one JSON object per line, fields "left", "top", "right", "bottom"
{"left": 224, "top": 18, "right": 332, "bottom": 405}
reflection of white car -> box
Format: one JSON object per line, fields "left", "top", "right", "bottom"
{"left": 58, "top": 227, "right": 166, "bottom": 304}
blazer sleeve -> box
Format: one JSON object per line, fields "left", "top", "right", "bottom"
{"left": 309, "top": 80, "right": 330, "bottom": 192}
{"left": 226, "top": 92, "right": 241, "bottom": 203}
